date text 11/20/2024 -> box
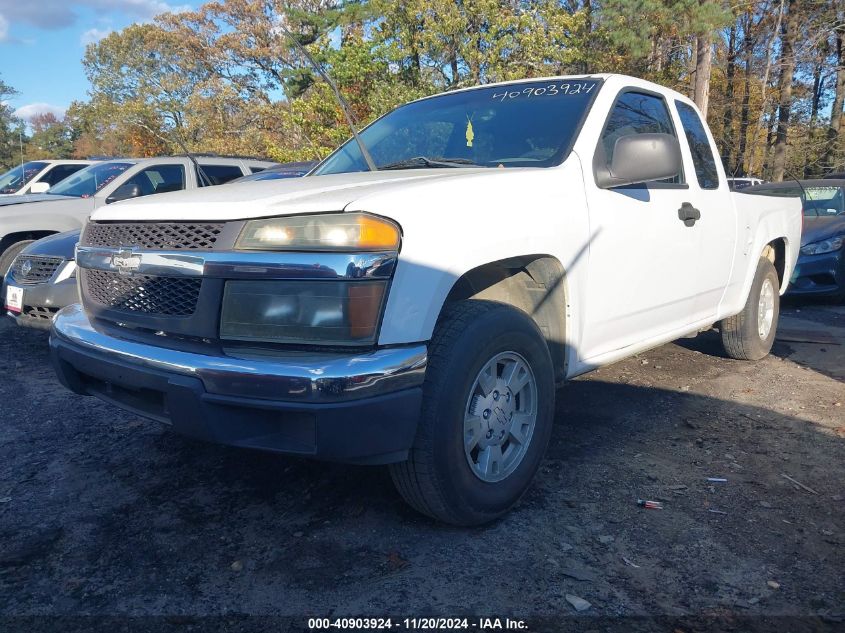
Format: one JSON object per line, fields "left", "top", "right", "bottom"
{"left": 307, "top": 617, "right": 528, "bottom": 630}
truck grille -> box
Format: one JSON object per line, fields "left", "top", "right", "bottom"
{"left": 12, "top": 255, "right": 64, "bottom": 283}
{"left": 82, "top": 222, "right": 225, "bottom": 250}
{"left": 84, "top": 270, "right": 201, "bottom": 316}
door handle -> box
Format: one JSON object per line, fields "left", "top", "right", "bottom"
{"left": 678, "top": 202, "right": 701, "bottom": 226}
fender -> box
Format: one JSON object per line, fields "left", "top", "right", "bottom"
{"left": 345, "top": 161, "right": 593, "bottom": 349}
{"left": 718, "top": 191, "right": 802, "bottom": 320}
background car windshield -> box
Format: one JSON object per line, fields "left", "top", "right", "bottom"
{"left": 48, "top": 162, "right": 133, "bottom": 198}
{"left": 315, "top": 79, "right": 601, "bottom": 174}
{"left": 0, "top": 161, "right": 47, "bottom": 194}
{"left": 750, "top": 185, "right": 844, "bottom": 217}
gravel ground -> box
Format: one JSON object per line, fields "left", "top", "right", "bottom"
{"left": 0, "top": 303, "right": 843, "bottom": 631}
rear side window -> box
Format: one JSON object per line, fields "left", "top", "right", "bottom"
{"left": 123, "top": 164, "right": 186, "bottom": 196}
{"left": 600, "top": 91, "right": 681, "bottom": 184}
{"left": 675, "top": 101, "right": 719, "bottom": 189}
{"left": 198, "top": 164, "right": 244, "bottom": 185}
{"left": 41, "top": 164, "right": 87, "bottom": 186}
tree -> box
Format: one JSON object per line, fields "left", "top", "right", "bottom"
{"left": 770, "top": 0, "right": 800, "bottom": 182}
{"left": 823, "top": 5, "right": 845, "bottom": 171}
{"left": 0, "top": 75, "right": 25, "bottom": 170}
{"left": 63, "top": 0, "right": 845, "bottom": 175}
{"left": 26, "top": 113, "right": 74, "bottom": 159}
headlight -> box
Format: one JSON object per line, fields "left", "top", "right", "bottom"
{"left": 801, "top": 236, "right": 843, "bottom": 256}
{"left": 220, "top": 279, "right": 387, "bottom": 345}
{"left": 236, "top": 213, "right": 400, "bottom": 252}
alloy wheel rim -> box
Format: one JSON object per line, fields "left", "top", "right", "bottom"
{"left": 463, "top": 351, "right": 538, "bottom": 483}
{"left": 758, "top": 278, "right": 775, "bottom": 340}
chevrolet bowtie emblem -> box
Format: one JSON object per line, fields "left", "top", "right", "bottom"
{"left": 111, "top": 248, "right": 141, "bottom": 276}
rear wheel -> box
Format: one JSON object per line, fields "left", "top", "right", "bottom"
{"left": 720, "top": 257, "right": 780, "bottom": 360}
{"left": 389, "top": 300, "right": 555, "bottom": 526}
{"left": 0, "top": 240, "right": 34, "bottom": 276}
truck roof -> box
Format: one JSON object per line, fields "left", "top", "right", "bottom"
{"left": 406, "top": 73, "right": 692, "bottom": 109}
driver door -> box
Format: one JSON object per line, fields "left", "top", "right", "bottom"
{"left": 580, "top": 90, "right": 702, "bottom": 361}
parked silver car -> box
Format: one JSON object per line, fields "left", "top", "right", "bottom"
{"left": 3, "top": 160, "right": 308, "bottom": 330}
{"left": 0, "top": 154, "right": 275, "bottom": 275}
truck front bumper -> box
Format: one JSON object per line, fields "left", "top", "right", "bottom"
{"left": 50, "top": 304, "right": 427, "bottom": 464}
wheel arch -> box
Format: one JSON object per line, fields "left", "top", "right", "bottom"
{"left": 440, "top": 254, "right": 568, "bottom": 383}
{"left": 762, "top": 237, "right": 786, "bottom": 290}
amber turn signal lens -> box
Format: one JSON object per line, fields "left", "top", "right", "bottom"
{"left": 356, "top": 215, "right": 401, "bottom": 251}
{"left": 348, "top": 283, "right": 386, "bottom": 339}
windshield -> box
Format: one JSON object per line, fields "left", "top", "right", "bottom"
{"left": 750, "top": 185, "right": 844, "bottom": 217}
{"left": 0, "top": 161, "right": 48, "bottom": 194}
{"left": 315, "top": 79, "right": 602, "bottom": 175}
{"left": 48, "top": 162, "right": 133, "bottom": 198}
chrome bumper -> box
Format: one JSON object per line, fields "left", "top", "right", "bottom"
{"left": 50, "top": 303, "right": 427, "bottom": 403}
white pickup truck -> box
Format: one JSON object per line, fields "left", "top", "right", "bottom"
{"left": 49, "top": 74, "right": 801, "bottom": 525}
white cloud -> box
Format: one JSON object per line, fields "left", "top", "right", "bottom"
{"left": 13, "top": 102, "right": 66, "bottom": 121}
{"left": 0, "top": 1, "right": 192, "bottom": 31}
{"left": 0, "top": 13, "right": 8, "bottom": 42}
{"left": 80, "top": 26, "right": 113, "bottom": 45}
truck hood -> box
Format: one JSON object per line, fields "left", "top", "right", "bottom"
{"left": 91, "top": 169, "right": 508, "bottom": 222}
{"left": 0, "top": 193, "right": 77, "bottom": 207}
{"left": 801, "top": 216, "right": 845, "bottom": 247}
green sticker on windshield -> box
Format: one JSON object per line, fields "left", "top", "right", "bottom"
{"left": 466, "top": 115, "right": 474, "bottom": 148}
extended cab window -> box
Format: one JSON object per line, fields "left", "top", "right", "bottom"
{"left": 124, "top": 164, "right": 186, "bottom": 196}
{"left": 675, "top": 101, "right": 719, "bottom": 189}
{"left": 198, "top": 164, "right": 244, "bottom": 185}
{"left": 600, "top": 91, "right": 681, "bottom": 184}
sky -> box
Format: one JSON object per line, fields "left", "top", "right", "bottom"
{"left": 0, "top": 0, "right": 202, "bottom": 123}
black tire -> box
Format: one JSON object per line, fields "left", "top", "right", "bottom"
{"left": 720, "top": 257, "right": 780, "bottom": 360}
{"left": 0, "top": 240, "right": 34, "bottom": 277}
{"left": 389, "top": 300, "right": 556, "bottom": 526}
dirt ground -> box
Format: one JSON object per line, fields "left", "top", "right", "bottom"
{"left": 0, "top": 300, "right": 843, "bottom": 631}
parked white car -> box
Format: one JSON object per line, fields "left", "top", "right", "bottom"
{"left": 49, "top": 75, "right": 801, "bottom": 525}
{"left": 0, "top": 160, "right": 94, "bottom": 196}
{"left": 0, "top": 155, "right": 275, "bottom": 274}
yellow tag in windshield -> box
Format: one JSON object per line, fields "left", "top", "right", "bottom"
{"left": 465, "top": 117, "right": 474, "bottom": 148}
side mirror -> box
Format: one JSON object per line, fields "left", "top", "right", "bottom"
{"left": 29, "top": 181, "right": 50, "bottom": 194}
{"left": 106, "top": 183, "right": 142, "bottom": 204}
{"left": 595, "top": 133, "right": 682, "bottom": 189}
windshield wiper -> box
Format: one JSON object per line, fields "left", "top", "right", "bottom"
{"left": 380, "top": 156, "right": 482, "bottom": 170}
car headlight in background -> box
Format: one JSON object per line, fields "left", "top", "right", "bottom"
{"left": 220, "top": 279, "right": 387, "bottom": 345}
{"left": 54, "top": 260, "right": 77, "bottom": 283}
{"left": 236, "top": 213, "right": 400, "bottom": 252}
{"left": 801, "top": 236, "right": 843, "bottom": 256}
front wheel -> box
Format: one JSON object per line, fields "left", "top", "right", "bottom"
{"left": 389, "top": 300, "right": 555, "bottom": 526}
{"left": 720, "top": 256, "right": 780, "bottom": 360}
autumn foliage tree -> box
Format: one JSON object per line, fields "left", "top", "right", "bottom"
{"left": 45, "top": 0, "right": 845, "bottom": 178}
